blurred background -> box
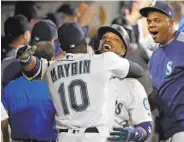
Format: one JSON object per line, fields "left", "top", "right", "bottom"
{"left": 1, "top": 1, "right": 120, "bottom": 35}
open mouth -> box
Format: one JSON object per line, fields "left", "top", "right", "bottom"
{"left": 150, "top": 31, "right": 159, "bottom": 38}
{"left": 102, "top": 44, "right": 112, "bottom": 51}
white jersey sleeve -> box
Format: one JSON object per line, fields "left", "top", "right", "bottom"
{"left": 1, "top": 103, "right": 8, "bottom": 121}
{"left": 112, "top": 78, "right": 152, "bottom": 127}
{"left": 104, "top": 52, "right": 130, "bottom": 79}
{"left": 126, "top": 79, "right": 152, "bottom": 125}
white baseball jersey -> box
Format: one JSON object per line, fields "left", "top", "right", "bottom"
{"left": 110, "top": 78, "right": 152, "bottom": 127}
{"left": 40, "top": 52, "right": 129, "bottom": 134}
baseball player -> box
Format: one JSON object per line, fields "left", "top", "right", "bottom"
{"left": 139, "top": 1, "right": 184, "bottom": 142}
{"left": 97, "top": 24, "right": 152, "bottom": 142}
{"left": 16, "top": 22, "right": 144, "bottom": 142}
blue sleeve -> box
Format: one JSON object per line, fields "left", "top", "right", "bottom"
{"left": 1, "top": 86, "right": 9, "bottom": 111}
{"left": 20, "top": 56, "right": 42, "bottom": 80}
{"left": 136, "top": 121, "right": 152, "bottom": 141}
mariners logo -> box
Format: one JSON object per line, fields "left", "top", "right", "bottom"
{"left": 143, "top": 98, "right": 150, "bottom": 110}
{"left": 166, "top": 61, "right": 173, "bottom": 75}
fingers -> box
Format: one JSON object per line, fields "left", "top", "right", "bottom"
{"left": 125, "top": 9, "right": 130, "bottom": 17}
{"left": 108, "top": 136, "right": 123, "bottom": 141}
{"left": 132, "top": 2, "right": 140, "bottom": 12}
{"left": 110, "top": 130, "right": 127, "bottom": 137}
{"left": 110, "top": 132, "right": 122, "bottom": 136}
{"left": 28, "top": 45, "right": 37, "bottom": 55}
{"left": 113, "top": 127, "right": 125, "bottom": 131}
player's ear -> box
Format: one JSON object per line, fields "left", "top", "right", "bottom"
{"left": 23, "top": 31, "right": 30, "bottom": 40}
{"left": 168, "top": 18, "right": 174, "bottom": 27}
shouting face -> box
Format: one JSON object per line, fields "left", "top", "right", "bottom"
{"left": 99, "top": 32, "right": 126, "bottom": 56}
{"left": 147, "top": 11, "right": 174, "bottom": 45}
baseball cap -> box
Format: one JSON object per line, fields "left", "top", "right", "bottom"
{"left": 4, "top": 15, "right": 32, "bottom": 38}
{"left": 140, "top": 0, "right": 175, "bottom": 19}
{"left": 14, "top": 1, "right": 41, "bottom": 22}
{"left": 31, "top": 19, "right": 57, "bottom": 44}
{"left": 57, "top": 22, "right": 88, "bottom": 50}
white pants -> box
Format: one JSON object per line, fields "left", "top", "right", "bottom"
{"left": 160, "top": 132, "right": 184, "bottom": 142}
{"left": 57, "top": 132, "right": 107, "bottom": 142}
{"left": 57, "top": 127, "right": 109, "bottom": 142}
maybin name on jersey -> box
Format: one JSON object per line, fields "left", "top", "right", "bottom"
{"left": 50, "top": 60, "right": 91, "bottom": 83}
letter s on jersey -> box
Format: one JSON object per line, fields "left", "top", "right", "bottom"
{"left": 166, "top": 61, "right": 173, "bottom": 75}
{"left": 115, "top": 100, "right": 123, "bottom": 115}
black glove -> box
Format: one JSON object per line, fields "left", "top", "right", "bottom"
{"left": 16, "top": 45, "right": 37, "bottom": 60}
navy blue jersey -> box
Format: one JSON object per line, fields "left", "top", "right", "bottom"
{"left": 149, "top": 31, "right": 184, "bottom": 139}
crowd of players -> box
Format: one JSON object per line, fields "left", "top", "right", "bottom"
{"left": 1, "top": 1, "right": 184, "bottom": 142}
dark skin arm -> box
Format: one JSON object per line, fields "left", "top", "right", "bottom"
{"left": 1, "top": 118, "right": 10, "bottom": 142}
{"left": 148, "top": 86, "right": 158, "bottom": 111}
{"left": 127, "top": 61, "right": 145, "bottom": 78}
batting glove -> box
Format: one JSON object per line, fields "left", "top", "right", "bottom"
{"left": 108, "top": 127, "right": 144, "bottom": 142}
{"left": 16, "top": 45, "right": 37, "bottom": 61}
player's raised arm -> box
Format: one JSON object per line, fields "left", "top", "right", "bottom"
{"left": 104, "top": 52, "right": 144, "bottom": 79}
{"left": 16, "top": 44, "right": 49, "bottom": 80}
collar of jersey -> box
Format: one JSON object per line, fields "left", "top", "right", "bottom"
{"left": 64, "top": 53, "right": 87, "bottom": 60}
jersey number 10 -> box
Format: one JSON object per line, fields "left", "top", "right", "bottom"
{"left": 58, "top": 79, "right": 90, "bottom": 115}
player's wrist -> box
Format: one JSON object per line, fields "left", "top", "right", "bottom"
{"left": 135, "top": 122, "right": 152, "bottom": 141}
{"left": 125, "top": 127, "right": 144, "bottom": 141}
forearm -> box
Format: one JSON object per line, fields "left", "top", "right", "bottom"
{"left": 127, "top": 61, "right": 144, "bottom": 78}
{"left": 135, "top": 121, "right": 152, "bottom": 141}
{"left": 148, "top": 87, "right": 158, "bottom": 111}
{"left": 16, "top": 45, "right": 41, "bottom": 79}
{"left": 135, "top": 126, "right": 148, "bottom": 141}
{"left": 20, "top": 55, "right": 41, "bottom": 79}
{"left": 1, "top": 120, "right": 10, "bottom": 142}
{"left": 2, "top": 129, "right": 9, "bottom": 142}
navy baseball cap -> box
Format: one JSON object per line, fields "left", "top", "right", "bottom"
{"left": 31, "top": 19, "right": 57, "bottom": 44}
{"left": 57, "top": 22, "right": 88, "bottom": 50}
{"left": 4, "top": 15, "right": 32, "bottom": 38}
{"left": 140, "top": 0, "right": 174, "bottom": 19}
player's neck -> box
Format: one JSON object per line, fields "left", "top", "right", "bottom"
{"left": 66, "top": 50, "right": 87, "bottom": 54}
{"left": 161, "top": 30, "right": 176, "bottom": 46}
{"left": 9, "top": 41, "right": 26, "bottom": 48}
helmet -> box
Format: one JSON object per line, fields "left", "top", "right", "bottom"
{"left": 111, "top": 17, "right": 136, "bottom": 43}
{"left": 97, "top": 24, "right": 130, "bottom": 57}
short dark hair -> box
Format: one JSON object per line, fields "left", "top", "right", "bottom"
{"left": 34, "top": 41, "right": 54, "bottom": 61}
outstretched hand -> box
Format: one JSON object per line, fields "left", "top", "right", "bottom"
{"left": 76, "top": 2, "right": 97, "bottom": 26}
{"left": 108, "top": 127, "right": 143, "bottom": 142}
{"left": 125, "top": 2, "right": 141, "bottom": 25}
{"left": 108, "top": 127, "right": 130, "bottom": 142}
